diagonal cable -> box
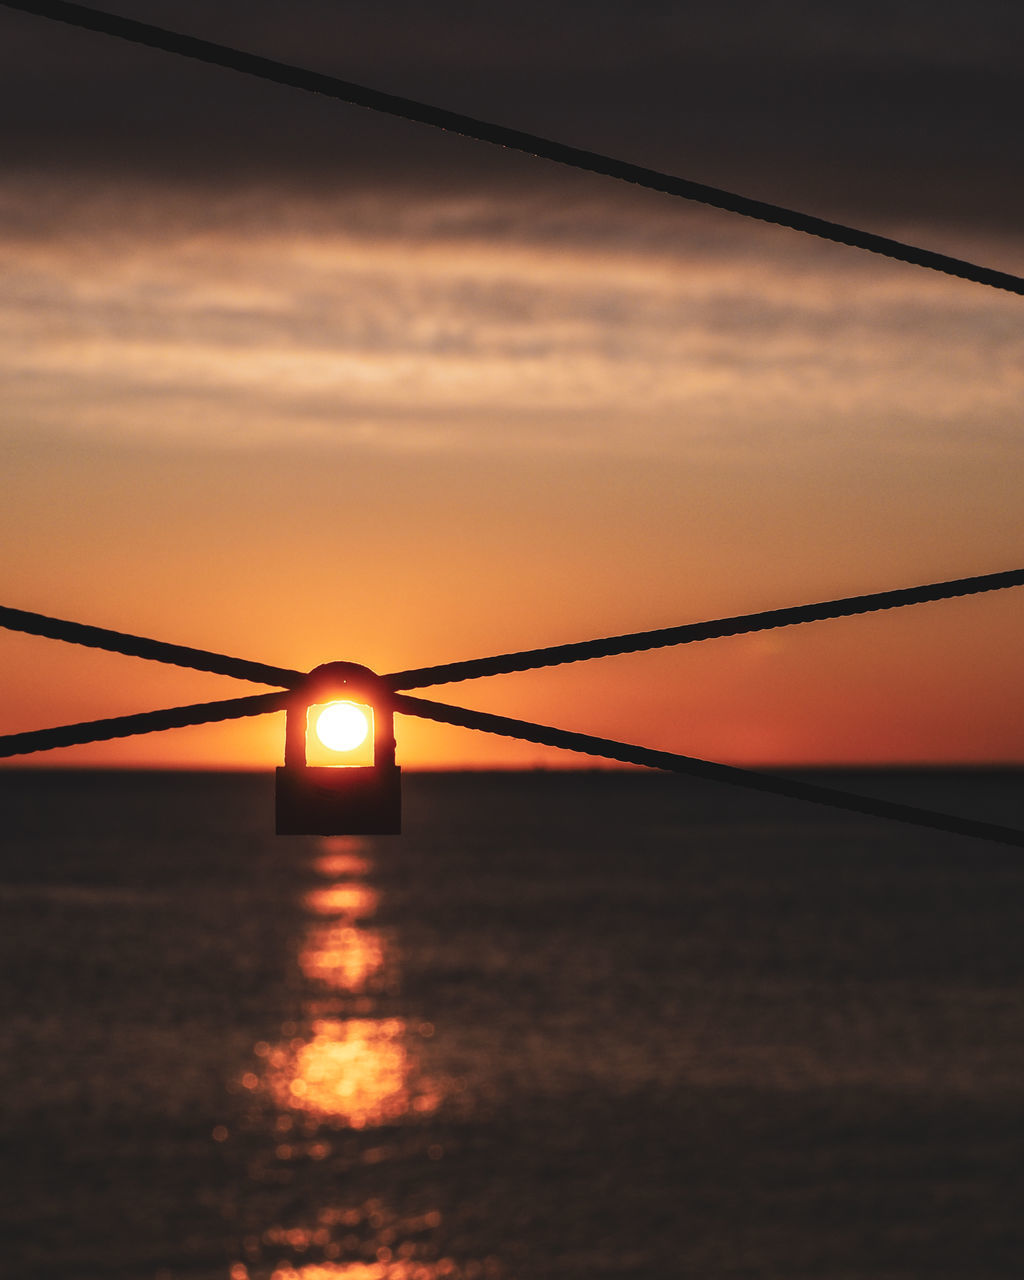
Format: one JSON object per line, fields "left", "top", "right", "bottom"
{"left": 3, "top": 566, "right": 1022, "bottom": 713}
{"left": 3, "top": 568, "right": 1021, "bottom": 694}
{"left": 5, "top": 681, "right": 1022, "bottom": 850}
{"left": 0, "top": 604, "right": 303, "bottom": 687}
{"left": 3, "top": 0, "right": 1023, "bottom": 296}
{"left": 393, "top": 694, "right": 1024, "bottom": 849}
{"left": 385, "top": 566, "right": 1024, "bottom": 689}
{"left": 0, "top": 690, "right": 288, "bottom": 759}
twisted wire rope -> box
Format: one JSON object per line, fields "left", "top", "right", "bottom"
{"left": 4, "top": 567, "right": 1022, "bottom": 701}
{"left": 2, "top": 569, "right": 1023, "bottom": 846}
{"left": 0, "top": 691, "right": 289, "bottom": 760}
{"left": 2, "top": 3, "right": 1022, "bottom": 843}
{"left": 2, "top": 0, "right": 1023, "bottom": 296}
{"left": 0, "top": 605, "right": 303, "bottom": 688}
{"left": 393, "top": 694, "right": 1024, "bottom": 850}
{"left": 4, "top": 685, "right": 1020, "bottom": 848}
{"left": 384, "top": 568, "right": 1024, "bottom": 688}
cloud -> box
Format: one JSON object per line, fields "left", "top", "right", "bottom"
{"left": 2, "top": 180, "right": 1021, "bottom": 464}
{"left": 1, "top": 1, "right": 1023, "bottom": 230}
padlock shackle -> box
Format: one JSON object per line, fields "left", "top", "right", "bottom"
{"left": 284, "top": 662, "right": 396, "bottom": 767}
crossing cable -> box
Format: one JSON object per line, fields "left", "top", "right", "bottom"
{"left": 386, "top": 567, "right": 1024, "bottom": 687}
{"left": 2, "top": 682, "right": 1021, "bottom": 848}
{"left": 0, "top": 691, "right": 289, "bottom": 760}
{"left": 0, "top": 605, "right": 303, "bottom": 688}
{"left": 4, "top": 568, "right": 1023, "bottom": 697}
{"left": 1, "top": 15, "right": 1018, "bottom": 841}
{"left": 3, "top": 0, "right": 1024, "bottom": 297}
{"left": 393, "top": 694, "right": 1024, "bottom": 850}
{"left": 1, "top": 568, "right": 1022, "bottom": 842}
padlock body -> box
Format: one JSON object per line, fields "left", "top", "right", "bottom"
{"left": 275, "top": 763, "right": 402, "bottom": 835}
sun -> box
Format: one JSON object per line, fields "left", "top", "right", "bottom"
{"left": 314, "top": 701, "right": 371, "bottom": 753}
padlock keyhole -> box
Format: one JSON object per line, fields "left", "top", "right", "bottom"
{"left": 305, "top": 700, "right": 375, "bottom": 767}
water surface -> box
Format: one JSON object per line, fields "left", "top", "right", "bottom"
{"left": 1, "top": 769, "right": 1022, "bottom": 1278}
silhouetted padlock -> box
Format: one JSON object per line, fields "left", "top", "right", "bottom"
{"left": 275, "top": 662, "right": 401, "bottom": 835}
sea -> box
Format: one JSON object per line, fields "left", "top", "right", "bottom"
{"left": 1, "top": 768, "right": 1023, "bottom": 1280}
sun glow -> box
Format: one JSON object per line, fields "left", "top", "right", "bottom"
{"left": 314, "top": 701, "right": 371, "bottom": 753}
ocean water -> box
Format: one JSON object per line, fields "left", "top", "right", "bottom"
{"left": 1, "top": 768, "right": 1023, "bottom": 1280}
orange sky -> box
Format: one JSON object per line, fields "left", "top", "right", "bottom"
{"left": 1, "top": 3, "right": 1023, "bottom": 770}
{"left": 2, "top": 185, "right": 1022, "bottom": 769}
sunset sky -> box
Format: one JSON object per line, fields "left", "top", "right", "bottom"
{"left": 2, "top": 0, "right": 1022, "bottom": 768}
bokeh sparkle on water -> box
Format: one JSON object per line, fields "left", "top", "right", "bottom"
{"left": 230, "top": 835, "right": 464, "bottom": 1280}
{"left": 2, "top": 769, "right": 1024, "bottom": 1279}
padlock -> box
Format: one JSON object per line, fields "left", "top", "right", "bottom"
{"left": 275, "top": 661, "right": 401, "bottom": 835}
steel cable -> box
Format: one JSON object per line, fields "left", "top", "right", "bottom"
{"left": 3, "top": 0, "right": 1023, "bottom": 296}
{"left": 0, "top": 605, "right": 302, "bottom": 687}
{"left": 2, "top": 6, "right": 1021, "bottom": 841}
{"left": 385, "top": 567, "right": 1024, "bottom": 688}
{"left": 1, "top": 677, "right": 1021, "bottom": 846}
{"left": 4, "top": 569, "right": 1022, "bottom": 695}
{"left": 4, "top": 685, "right": 1020, "bottom": 848}
{"left": 0, "top": 691, "right": 288, "bottom": 759}
{"left": 393, "top": 694, "right": 1024, "bottom": 849}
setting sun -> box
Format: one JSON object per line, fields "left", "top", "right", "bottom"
{"left": 313, "top": 701, "right": 370, "bottom": 753}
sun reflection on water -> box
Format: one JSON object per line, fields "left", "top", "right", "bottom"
{"left": 300, "top": 922, "right": 386, "bottom": 993}
{"left": 231, "top": 837, "right": 486, "bottom": 1280}
{"left": 264, "top": 1018, "right": 441, "bottom": 1128}
{"left": 265, "top": 1261, "right": 465, "bottom": 1279}
{"left": 305, "top": 884, "right": 380, "bottom": 920}
{"left": 315, "top": 837, "right": 372, "bottom": 880}
{"left": 233, "top": 1257, "right": 490, "bottom": 1279}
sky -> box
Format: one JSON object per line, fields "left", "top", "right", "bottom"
{"left": 1, "top": 0, "right": 1022, "bottom": 768}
